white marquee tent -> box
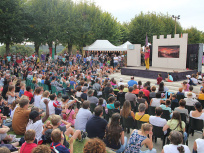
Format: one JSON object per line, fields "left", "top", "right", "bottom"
{"left": 83, "top": 40, "right": 132, "bottom": 51}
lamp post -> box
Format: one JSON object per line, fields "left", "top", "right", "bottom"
{"left": 172, "top": 15, "right": 180, "bottom": 34}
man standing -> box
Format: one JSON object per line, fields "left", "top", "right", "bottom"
{"left": 145, "top": 46, "right": 150, "bottom": 70}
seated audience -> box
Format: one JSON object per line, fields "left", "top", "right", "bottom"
{"left": 137, "top": 91, "right": 148, "bottom": 109}
{"left": 174, "top": 99, "right": 189, "bottom": 122}
{"left": 149, "top": 86, "right": 156, "bottom": 99}
{"left": 161, "top": 130, "right": 190, "bottom": 153}
{"left": 163, "top": 111, "right": 187, "bottom": 142}
{"left": 190, "top": 102, "right": 204, "bottom": 120}
{"left": 120, "top": 100, "right": 135, "bottom": 120}
{"left": 132, "top": 84, "right": 139, "bottom": 94}
{"left": 165, "top": 73, "right": 173, "bottom": 82}
{"left": 135, "top": 103, "right": 150, "bottom": 123}
{"left": 81, "top": 86, "right": 88, "bottom": 102}
{"left": 125, "top": 123, "right": 156, "bottom": 153}
{"left": 12, "top": 98, "right": 31, "bottom": 135}
{"left": 86, "top": 106, "right": 107, "bottom": 139}
{"left": 75, "top": 101, "right": 92, "bottom": 132}
{"left": 104, "top": 113, "right": 127, "bottom": 153}
{"left": 184, "top": 92, "right": 198, "bottom": 106}
{"left": 128, "top": 76, "right": 137, "bottom": 87}
{"left": 20, "top": 129, "right": 37, "bottom": 153}
{"left": 150, "top": 92, "right": 162, "bottom": 107}
{"left": 157, "top": 73, "right": 162, "bottom": 85}
{"left": 140, "top": 83, "right": 150, "bottom": 98}
{"left": 125, "top": 87, "right": 137, "bottom": 107}
{"left": 87, "top": 89, "right": 99, "bottom": 104}
{"left": 193, "top": 130, "right": 204, "bottom": 153}
{"left": 160, "top": 99, "right": 172, "bottom": 113}
{"left": 184, "top": 85, "right": 196, "bottom": 98}
{"left": 198, "top": 88, "right": 204, "bottom": 100}
{"left": 24, "top": 86, "right": 33, "bottom": 101}
{"left": 32, "top": 145, "right": 51, "bottom": 153}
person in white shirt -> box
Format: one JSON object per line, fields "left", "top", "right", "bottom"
{"left": 48, "top": 94, "right": 58, "bottom": 115}
{"left": 113, "top": 54, "right": 118, "bottom": 68}
{"left": 34, "top": 88, "right": 42, "bottom": 108}
{"left": 39, "top": 91, "right": 50, "bottom": 111}
{"left": 191, "top": 74, "right": 198, "bottom": 85}
{"left": 149, "top": 107, "right": 167, "bottom": 134}
{"left": 118, "top": 78, "right": 125, "bottom": 87}
{"left": 184, "top": 92, "right": 198, "bottom": 106}
{"left": 193, "top": 131, "right": 204, "bottom": 153}
{"left": 26, "top": 99, "right": 49, "bottom": 142}
{"left": 184, "top": 85, "right": 196, "bottom": 98}
{"left": 162, "top": 131, "right": 190, "bottom": 153}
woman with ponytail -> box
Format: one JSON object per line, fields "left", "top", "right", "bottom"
{"left": 162, "top": 131, "right": 190, "bottom": 153}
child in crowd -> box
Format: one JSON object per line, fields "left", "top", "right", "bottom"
{"left": 19, "top": 83, "right": 25, "bottom": 97}
{"left": 24, "top": 86, "right": 33, "bottom": 101}
{"left": 50, "top": 128, "right": 73, "bottom": 153}
{"left": 6, "top": 85, "right": 16, "bottom": 105}
{"left": 165, "top": 73, "right": 173, "bottom": 82}
{"left": 33, "top": 87, "right": 42, "bottom": 108}
{"left": 137, "top": 81, "right": 143, "bottom": 90}
{"left": 39, "top": 91, "right": 50, "bottom": 111}
{"left": 20, "top": 129, "right": 37, "bottom": 153}
{"left": 112, "top": 101, "right": 120, "bottom": 114}
{"left": 63, "top": 104, "right": 78, "bottom": 127}
{"left": 157, "top": 73, "right": 163, "bottom": 85}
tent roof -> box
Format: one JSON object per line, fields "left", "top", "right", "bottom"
{"left": 117, "top": 41, "right": 132, "bottom": 51}
{"left": 83, "top": 40, "right": 119, "bottom": 51}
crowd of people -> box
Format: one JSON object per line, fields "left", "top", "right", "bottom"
{"left": 0, "top": 51, "right": 204, "bottom": 153}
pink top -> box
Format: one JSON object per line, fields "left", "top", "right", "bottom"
{"left": 66, "top": 109, "right": 75, "bottom": 126}
{"left": 145, "top": 50, "right": 150, "bottom": 59}
{"left": 184, "top": 84, "right": 190, "bottom": 92}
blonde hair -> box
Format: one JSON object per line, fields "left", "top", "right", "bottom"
{"left": 51, "top": 115, "right": 61, "bottom": 126}
{"left": 25, "top": 129, "right": 36, "bottom": 142}
{"left": 43, "top": 91, "right": 50, "bottom": 97}
{"left": 141, "top": 123, "right": 152, "bottom": 134}
{"left": 20, "top": 82, "right": 25, "bottom": 88}
{"left": 51, "top": 129, "right": 61, "bottom": 143}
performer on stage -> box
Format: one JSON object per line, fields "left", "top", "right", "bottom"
{"left": 144, "top": 46, "right": 150, "bottom": 70}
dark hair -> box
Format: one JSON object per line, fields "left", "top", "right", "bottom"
{"left": 155, "top": 107, "right": 163, "bottom": 116}
{"left": 94, "top": 106, "right": 103, "bottom": 116}
{"left": 189, "top": 86, "right": 193, "bottom": 91}
{"left": 158, "top": 82, "right": 164, "bottom": 92}
{"left": 106, "top": 113, "right": 121, "bottom": 146}
{"left": 109, "top": 88, "right": 113, "bottom": 93}
{"left": 146, "top": 81, "right": 150, "bottom": 86}
{"left": 156, "top": 92, "right": 161, "bottom": 98}
{"left": 171, "top": 111, "right": 183, "bottom": 130}
{"left": 158, "top": 73, "right": 161, "bottom": 77}
{"left": 114, "top": 101, "right": 120, "bottom": 108}
{"left": 202, "top": 88, "right": 204, "bottom": 93}
{"left": 98, "top": 98, "right": 103, "bottom": 105}
{"left": 166, "top": 99, "right": 171, "bottom": 106}
{"left": 119, "top": 85, "right": 124, "bottom": 90}
{"left": 50, "top": 94, "right": 56, "bottom": 100}
{"left": 108, "top": 96, "right": 116, "bottom": 103}
{"left": 138, "top": 91, "right": 143, "bottom": 98}
{"left": 138, "top": 81, "right": 142, "bottom": 90}
{"left": 76, "top": 86, "right": 81, "bottom": 92}
{"left": 82, "top": 101, "right": 90, "bottom": 109}
{"left": 168, "top": 131, "right": 184, "bottom": 153}
{"left": 128, "top": 87, "right": 133, "bottom": 92}
{"left": 26, "top": 86, "right": 31, "bottom": 92}
{"left": 179, "top": 99, "right": 186, "bottom": 107}
{"left": 34, "top": 87, "right": 42, "bottom": 95}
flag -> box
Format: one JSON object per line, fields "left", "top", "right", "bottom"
{"left": 145, "top": 33, "right": 148, "bottom": 46}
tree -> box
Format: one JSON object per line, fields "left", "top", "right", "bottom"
{"left": 0, "top": 0, "right": 28, "bottom": 53}
{"left": 183, "top": 27, "right": 202, "bottom": 44}
{"left": 128, "top": 12, "right": 182, "bottom": 45}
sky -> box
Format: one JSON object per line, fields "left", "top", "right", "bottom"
{"left": 73, "top": 0, "right": 204, "bottom": 32}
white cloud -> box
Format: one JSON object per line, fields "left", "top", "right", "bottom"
{"left": 73, "top": 0, "right": 204, "bottom": 31}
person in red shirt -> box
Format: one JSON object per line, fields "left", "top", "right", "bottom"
{"left": 24, "top": 86, "right": 33, "bottom": 101}
{"left": 20, "top": 129, "right": 37, "bottom": 153}
{"left": 140, "top": 83, "right": 150, "bottom": 98}
{"left": 157, "top": 73, "right": 163, "bottom": 85}
{"left": 16, "top": 57, "right": 22, "bottom": 64}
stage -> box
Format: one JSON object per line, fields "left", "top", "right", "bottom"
{"left": 121, "top": 66, "right": 197, "bottom": 81}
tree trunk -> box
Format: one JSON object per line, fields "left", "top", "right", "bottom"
{"left": 34, "top": 43, "right": 40, "bottom": 56}
{"left": 6, "top": 43, "right": 10, "bottom": 55}
{"left": 55, "top": 43, "right": 57, "bottom": 55}
{"left": 68, "top": 43, "right": 72, "bottom": 54}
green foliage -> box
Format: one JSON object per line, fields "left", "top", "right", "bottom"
{"left": 0, "top": 0, "right": 28, "bottom": 52}
{"left": 183, "top": 27, "right": 202, "bottom": 44}
{"left": 0, "top": 44, "right": 34, "bottom": 56}
{"left": 128, "top": 12, "right": 183, "bottom": 45}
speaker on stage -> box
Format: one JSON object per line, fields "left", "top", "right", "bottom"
{"left": 189, "top": 54, "right": 197, "bottom": 70}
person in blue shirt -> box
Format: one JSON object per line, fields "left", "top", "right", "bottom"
{"left": 165, "top": 73, "right": 173, "bottom": 82}
{"left": 127, "top": 76, "right": 138, "bottom": 87}
{"left": 50, "top": 128, "right": 73, "bottom": 153}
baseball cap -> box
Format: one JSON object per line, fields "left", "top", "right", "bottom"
{"left": 29, "top": 111, "right": 40, "bottom": 120}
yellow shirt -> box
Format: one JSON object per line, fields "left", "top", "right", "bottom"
{"left": 135, "top": 113, "right": 150, "bottom": 122}
{"left": 198, "top": 94, "right": 204, "bottom": 100}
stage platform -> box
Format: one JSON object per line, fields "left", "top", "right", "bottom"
{"left": 121, "top": 66, "right": 197, "bottom": 81}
